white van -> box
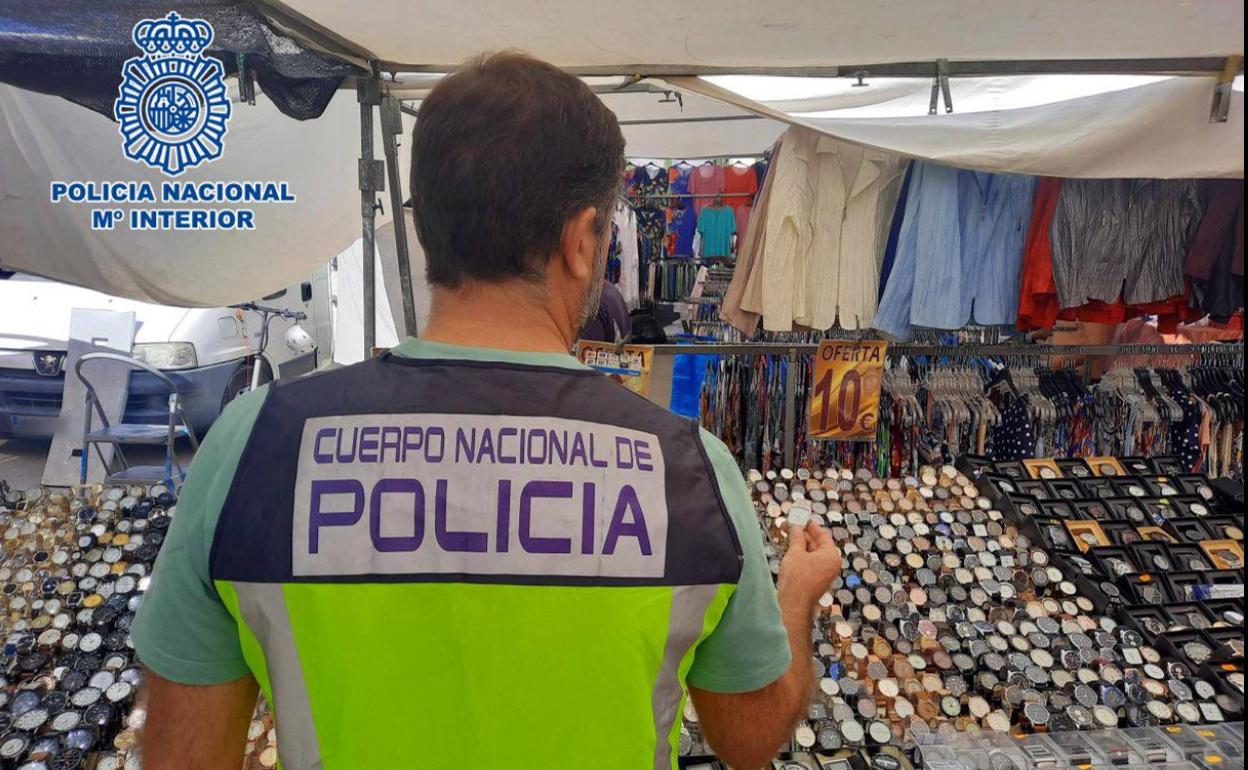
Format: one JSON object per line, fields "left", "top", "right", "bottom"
{"left": 0, "top": 267, "right": 334, "bottom": 438}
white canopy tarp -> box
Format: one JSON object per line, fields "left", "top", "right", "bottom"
{"left": 598, "top": 88, "right": 785, "bottom": 158}
{"left": 0, "top": 85, "right": 374, "bottom": 307}
{"left": 2, "top": 0, "right": 1243, "bottom": 305}
{"left": 705, "top": 74, "right": 1177, "bottom": 117}
{"left": 331, "top": 234, "right": 401, "bottom": 364}
{"left": 274, "top": 0, "right": 1243, "bottom": 70}
{"left": 0, "top": 80, "right": 784, "bottom": 304}
{"left": 663, "top": 75, "right": 1245, "bottom": 178}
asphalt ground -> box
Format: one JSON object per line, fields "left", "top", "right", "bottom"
{"left": 0, "top": 437, "right": 197, "bottom": 493}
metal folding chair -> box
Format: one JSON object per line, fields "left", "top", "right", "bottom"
{"left": 76, "top": 352, "right": 200, "bottom": 487}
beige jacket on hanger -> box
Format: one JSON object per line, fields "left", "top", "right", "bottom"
{"left": 802, "top": 135, "right": 907, "bottom": 330}
{"left": 721, "top": 136, "right": 785, "bottom": 335}
{"left": 756, "top": 128, "right": 818, "bottom": 332}
{"left": 724, "top": 126, "right": 907, "bottom": 333}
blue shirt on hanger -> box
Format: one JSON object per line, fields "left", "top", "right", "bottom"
{"left": 878, "top": 162, "right": 915, "bottom": 300}
{"left": 874, "top": 162, "right": 1036, "bottom": 339}
{"left": 669, "top": 202, "right": 698, "bottom": 257}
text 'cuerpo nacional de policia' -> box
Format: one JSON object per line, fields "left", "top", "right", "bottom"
{"left": 292, "top": 415, "right": 672, "bottom": 579}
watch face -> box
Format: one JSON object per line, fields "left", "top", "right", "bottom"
{"left": 1183, "top": 641, "right": 1212, "bottom": 664}
{"left": 1094, "top": 705, "right": 1119, "bottom": 727}
{"left": 0, "top": 736, "right": 28, "bottom": 759}
{"left": 70, "top": 687, "right": 101, "bottom": 708}
{"left": 95, "top": 755, "right": 123, "bottom": 770}
{"left": 50, "top": 710, "right": 81, "bottom": 731}
{"left": 14, "top": 707, "right": 48, "bottom": 732}
{"left": 795, "top": 725, "right": 816, "bottom": 747}
{"left": 868, "top": 720, "right": 892, "bottom": 744}
{"left": 1193, "top": 679, "right": 1217, "bottom": 699}
{"left": 105, "top": 681, "right": 133, "bottom": 703}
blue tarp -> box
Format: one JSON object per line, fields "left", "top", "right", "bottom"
{"left": 0, "top": 0, "right": 355, "bottom": 120}
{"left": 668, "top": 335, "right": 717, "bottom": 419}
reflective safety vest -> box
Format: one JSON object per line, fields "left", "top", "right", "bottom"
{"left": 210, "top": 355, "right": 744, "bottom": 769}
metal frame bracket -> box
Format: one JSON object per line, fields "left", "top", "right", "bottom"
{"left": 358, "top": 159, "right": 386, "bottom": 193}
{"left": 380, "top": 91, "right": 420, "bottom": 337}
{"left": 236, "top": 53, "right": 256, "bottom": 105}
{"left": 1210, "top": 55, "right": 1242, "bottom": 123}
{"left": 357, "top": 75, "right": 382, "bottom": 105}
{"left": 929, "top": 59, "right": 953, "bottom": 115}
{"left": 381, "top": 93, "right": 405, "bottom": 136}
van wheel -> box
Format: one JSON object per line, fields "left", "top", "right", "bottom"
{"left": 222, "top": 359, "right": 273, "bottom": 410}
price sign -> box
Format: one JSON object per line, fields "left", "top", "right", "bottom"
{"left": 575, "top": 341, "right": 653, "bottom": 398}
{"left": 809, "top": 340, "right": 888, "bottom": 441}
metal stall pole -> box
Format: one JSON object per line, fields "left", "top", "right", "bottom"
{"left": 358, "top": 77, "right": 385, "bottom": 355}
{"left": 381, "top": 93, "right": 418, "bottom": 337}
{"left": 783, "top": 348, "right": 798, "bottom": 469}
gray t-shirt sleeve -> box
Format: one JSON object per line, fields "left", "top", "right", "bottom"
{"left": 686, "top": 429, "right": 791, "bottom": 693}
{"left": 131, "top": 387, "right": 268, "bottom": 684}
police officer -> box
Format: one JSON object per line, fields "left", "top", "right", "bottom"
{"left": 133, "top": 52, "right": 842, "bottom": 770}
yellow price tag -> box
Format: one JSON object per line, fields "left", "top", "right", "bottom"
{"left": 810, "top": 340, "right": 887, "bottom": 441}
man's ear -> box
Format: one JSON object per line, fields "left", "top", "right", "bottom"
{"left": 560, "top": 206, "right": 599, "bottom": 280}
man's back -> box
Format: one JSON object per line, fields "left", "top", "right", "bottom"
{"left": 133, "top": 53, "right": 839, "bottom": 770}
{"left": 134, "top": 340, "right": 792, "bottom": 768}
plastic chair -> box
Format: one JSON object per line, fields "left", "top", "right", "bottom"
{"left": 76, "top": 352, "right": 200, "bottom": 487}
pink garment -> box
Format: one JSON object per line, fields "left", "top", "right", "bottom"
{"left": 1105, "top": 318, "right": 1222, "bottom": 370}
{"left": 689, "top": 163, "right": 724, "bottom": 215}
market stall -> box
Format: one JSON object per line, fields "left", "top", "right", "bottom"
{"left": 0, "top": 2, "right": 1244, "bottom": 769}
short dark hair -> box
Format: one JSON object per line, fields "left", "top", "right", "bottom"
{"left": 410, "top": 52, "right": 625, "bottom": 288}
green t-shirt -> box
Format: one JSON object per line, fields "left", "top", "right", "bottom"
{"left": 132, "top": 338, "right": 789, "bottom": 693}
{"left": 696, "top": 205, "right": 737, "bottom": 258}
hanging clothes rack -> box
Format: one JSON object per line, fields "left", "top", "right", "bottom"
{"left": 650, "top": 342, "right": 1243, "bottom": 468}
{"left": 625, "top": 192, "right": 756, "bottom": 201}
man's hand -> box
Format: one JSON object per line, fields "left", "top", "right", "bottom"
{"left": 689, "top": 519, "right": 843, "bottom": 770}
{"left": 777, "top": 520, "right": 843, "bottom": 610}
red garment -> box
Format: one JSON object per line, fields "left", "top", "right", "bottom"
{"left": 1180, "top": 312, "right": 1245, "bottom": 338}
{"left": 1129, "top": 292, "right": 1199, "bottom": 334}
{"left": 1017, "top": 177, "right": 1063, "bottom": 331}
{"left": 1055, "top": 291, "right": 1196, "bottom": 334}
{"left": 723, "top": 164, "right": 757, "bottom": 208}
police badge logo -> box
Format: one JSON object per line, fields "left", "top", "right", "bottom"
{"left": 113, "top": 12, "right": 232, "bottom": 177}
